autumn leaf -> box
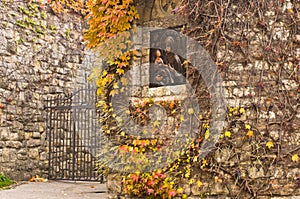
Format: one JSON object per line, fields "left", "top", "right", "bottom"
{"left": 180, "top": 115, "right": 184, "bottom": 122}
{"left": 119, "top": 145, "right": 129, "bottom": 152}
{"left": 109, "top": 89, "right": 119, "bottom": 96}
{"left": 113, "top": 83, "right": 119, "bottom": 89}
{"left": 266, "top": 141, "right": 274, "bottom": 149}
{"left": 224, "top": 131, "right": 231, "bottom": 138}
{"left": 214, "top": 176, "right": 222, "bottom": 183}
{"left": 129, "top": 173, "right": 139, "bottom": 182}
{"left": 193, "top": 156, "right": 198, "bottom": 162}
{"left": 288, "top": 8, "right": 294, "bottom": 14}
{"left": 153, "top": 120, "right": 160, "bottom": 127}
{"left": 116, "top": 68, "right": 124, "bottom": 75}
{"left": 247, "top": 130, "right": 254, "bottom": 138}
{"left": 188, "top": 108, "right": 194, "bottom": 115}
{"left": 197, "top": 180, "right": 202, "bottom": 187}
{"left": 201, "top": 158, "right": 208, "bottom": 168}
{"left": 232, "top": 40, "right": 240, "bottom": 46}
{"left": 245, "top": 124, "right": 251, "bottom": 130}
{"left": 177, "top": 187, "right": 184, "bottom": 194}
{"left": 239, "top": 107, "right": 245, "bottom": 114}
{"left": 147, "top": 188, "right": 154, "bottom": 195}
{"left": 292, "top": 154, "right": 299, "bottom": 162}
{"left": 168, "top": 189, "right": 176, "bottom": 197}
{"left": 204, "top": 129, "right": 210, "bottom": 139}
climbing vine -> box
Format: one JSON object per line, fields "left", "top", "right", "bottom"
{"left": 27, "top": 0, "right": 300, "bottom": 197}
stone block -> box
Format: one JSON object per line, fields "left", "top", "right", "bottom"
{"left": 248, "top": 166, "right": 265, "bottom": 179}
{"left": 0, "top": 141, "right": 5, "bottom": 148}
{"left": 39, "top": 152, "right": 47, "bottom": 161}
{"left": 1, "top": 148, "right": 16, "bottom": 162}
{"left": 17, "top": 149, "right": 28, "bottom": 160}
{"left": 0, "top": 127, "right": 10, "bottom": 141}
{"left": 6, "top": 141, "right": 22, "bottom": 149}
{"left": 28, "top": 148, "right": 39, "bottom": 160}
{"left": 27, "top": 139, "right": 41, "bottom": 147}
{"left": 25, "top": 132, "right": 32, "bottom": 140}
{"left": 107, "top": 173, "right": 123, "bottom": 194}
{"left": 32, "top": 132, "right": 41, "bottom": 139}
{"left": 6, "top": 41, "right": 17, "bottom": 54}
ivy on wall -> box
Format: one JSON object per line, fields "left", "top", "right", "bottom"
{"left": 26, "top": 0, "right": 300, "bottom": 198}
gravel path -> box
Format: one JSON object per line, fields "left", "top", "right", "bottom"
{"left": 0, "top": 181, "right": 107, "bottom": 199}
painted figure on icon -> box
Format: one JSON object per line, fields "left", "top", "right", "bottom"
{"left": 150, "top": 29, "right": 186, "bottom": 87}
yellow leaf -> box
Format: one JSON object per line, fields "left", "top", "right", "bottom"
{"left": 116, "top": 68, "right": 124, "bottom": 75}
{"left": 214, "top": 176, "right": 222, "bottom": 183}
{"left": 197, "top": 180, "right": 202, "bottom": 187}
{"left": 120, "top": 131, "right": 125, "bottom": 136}
{"left": 193, "top": 156, "right": 198, "bottom": 162}
{"left": 184, "top": 172, "right": 190, "bottom": 178}
{"left": 245, "top": 124, "right": 251, "bottom": 130}
{"left": 239, "top": 107, "right": 245, "bottom": 114}
{"left": 188, "top": 108, "right": 194, "bottom": 115}
{"left": 266, "top": 141, "right": 274, "bottom": 149}
{"left": 120, "top": 77, "right": 128, "bottom": 85}
{"left": 247, "top": 130, "right": 254, "bottom": 138}
{"left": 177, "top": 188, "right": 183, "bottom": 194}
{"left": 182, "top": 194, "right": 187, "bottom": 199}
{"left": 204, "top": 129, "right": 210, "bottom": 139}
{"left": 102, "top": 70, "right": 108, "bottom": 77}
{"left": 292, "top": 154, "right": 299, "bottom": 162}
{"left": 180, "top": 115, "right": 184, "bottom": 122}
{"left": 153, "top": 120, "right": 160, "bottom": 127}
{"left": 109, "top": 89, "right": 119, "bottom": 96}
{"left": 116, "top": 116, "right": 122, "bottom": 123}
{"left": 201, "top": 158, "right": 208, "bottom": 168}
{"left": 113, "top": 83, "right": 119, "bottom": 89}
{"left": 224, "top": 131, "right": 231, "bottom": 138}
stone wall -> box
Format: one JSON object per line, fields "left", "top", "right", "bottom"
{"left": 0, "top": 0, "right": 299, "bottom": 198}
{"left": 106, "top": 0, "right": 299, "bottom": 198}
{"left": 0, "top": 0, "right": 91, "bottom": 181}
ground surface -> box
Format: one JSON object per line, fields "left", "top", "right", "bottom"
{"left": 0, "top": 180, "right": 107, "bottom": 199}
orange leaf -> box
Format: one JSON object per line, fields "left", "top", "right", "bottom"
{"left": 247, "top": 130, "right": 254, "bottom": 138}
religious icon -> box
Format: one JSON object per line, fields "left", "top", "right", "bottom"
{"left": 149, "top": 28, "right": 187, "bottom": 87}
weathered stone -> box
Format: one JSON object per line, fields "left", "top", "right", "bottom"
{"left": 32, "top": 132, "right": 41, "bottom": 139}
{"left": 39, "top": 151, "right": 47, "bottom": 161}
{"left": 6, "top": 41, "right": 17, "bottom": 54}
{"left": 0, "top": 141, "right": 5, "bottom": 148}
{"left": 106, "top": 173, "right": 123, "bottom": 194}
{"left": 27, "top": 139, "right": 41, "bottom": 147}
{"left": 0, "top": 127, "right": 10, "bottom": 141}
{"left": 28, "top": 148, "right": 39, "bottom": 160}
{"left": 17, "top": 149, "right": 28, "bottom": 160}
{"left": 6, "top": 141, "right": 22, "bottom": 149}
{"left": 248, "top": 166, "right": 265, "bottom": 179}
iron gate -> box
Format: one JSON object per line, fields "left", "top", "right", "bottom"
{"left": 45, "top": 85, "right": 102, "bottom": 181}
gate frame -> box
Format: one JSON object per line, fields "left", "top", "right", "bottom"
{"left": 45, "top": 85, "right": 101, "bottom": 181}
